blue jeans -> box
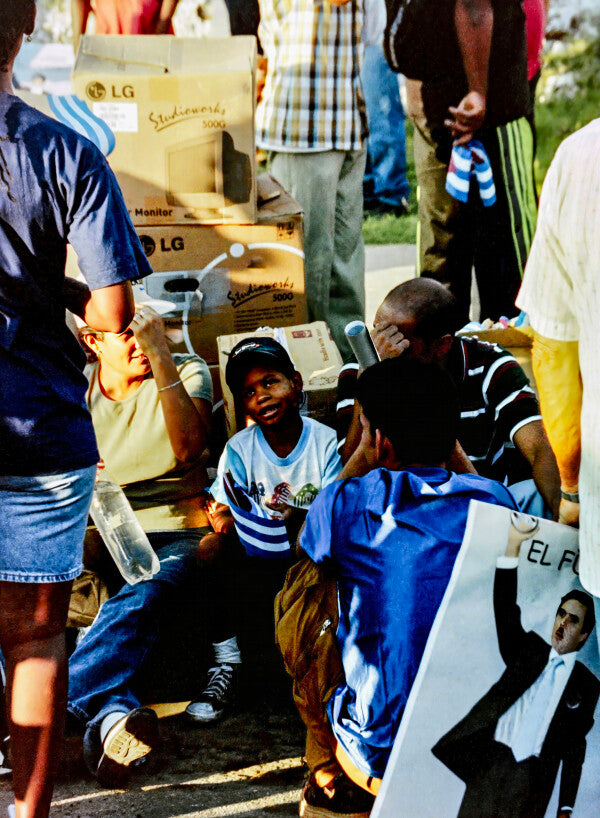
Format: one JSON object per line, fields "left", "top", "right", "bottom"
{"left": 68, "top": 532, "right": 200, "bottom": 727}
{"left": 362, "top": 43, "right": 410, "bottom": 207}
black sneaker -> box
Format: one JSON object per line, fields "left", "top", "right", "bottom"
{"left": 83, "top": 707, "right": 159, "bottom": 788}
{"left": 185, "top": 663, "right": 238, "bottom": 724}
{"left": 299, "top": 772, "right": 375, "bottom": 818}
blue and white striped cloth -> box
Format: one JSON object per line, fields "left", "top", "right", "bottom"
{"left": 445, "top": 139, "right": 496, "bottom": 206}
{"left": 229, "top": 486, "right": 291, "bottom": 559}
{"left": 47, "top": 95, "right": 116, "bottom": 157}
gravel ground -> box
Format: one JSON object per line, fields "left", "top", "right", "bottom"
{"left": 0, "top": 701, "right": 307, "bottom": 817}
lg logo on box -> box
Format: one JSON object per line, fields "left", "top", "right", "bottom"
{"left": 85, "top": 82, "right": 135, "bottom": 101}
{"left": 140, "top": 236, "right": 184, "bottom": 258}
{"left": 86, "top": 82, "right": 106, "bottom": 101}
{"left": 112, "top": 85, "right": 135, "bottom": 99}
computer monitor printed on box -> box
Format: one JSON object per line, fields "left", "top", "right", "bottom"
{"left": 165, "top": 131, "right": 252, "bottom": 217}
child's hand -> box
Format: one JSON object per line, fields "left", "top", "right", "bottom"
{"left": 196, "top": 531, "right": 228, "bottom": 565}
{"left": 265, "top": 499, "right": 294, "bottom": 520}
{"left": 558, "top": 497, "right": 580, "bottom": 528}
{"left": 445, "top": 90, "right": 486, "bottom": 145}
{"left": 266, "top": 501, "right": 307, "bottom": 546}
{"left": 206, "top": 499, "right": 236, "bottom": 535}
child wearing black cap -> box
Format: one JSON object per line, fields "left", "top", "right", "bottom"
{"left": 185, "top": 337, "right": 342, "bottom": 720}
{"left": 211, "top": 336, "right": 342, "bottom": 527}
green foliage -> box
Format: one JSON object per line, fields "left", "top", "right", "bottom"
{"left": 534, "top": 37, "right": 600, "bottom": 190}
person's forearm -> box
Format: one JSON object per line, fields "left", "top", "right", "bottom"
{"left": 64, "top": 278, "right": 134, "bottom": 333}
{"left": 155, "top": 0, "right": 179, "bottom": 32}
{"left": 339, "top": 446, "right": 370, "bottom": 480}
{"left": 72, "top": 0, "right": 91, "bottom": 52}
{"left": 532, "top": 334, "right": 581, "bottom": 493}
{"left": 340, "top": 401, "right": 363, "bottom": 464}
{"left": 529, "top": 442, "right": 561, "bottom": 519}
{"left": 455, "top": 0, "right": 493, "bottom": 98}
{"left": 148, "top": 346, "right": 209, "bottom": 461}
{"left": 513, "top": 420, "right": 561, "bottom": 519}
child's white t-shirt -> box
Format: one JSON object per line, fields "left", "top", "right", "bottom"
{"left": 211, "top": 417, "right": 342, "bottom": 513}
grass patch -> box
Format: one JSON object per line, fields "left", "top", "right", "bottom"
{"left": 362, "top": 211, "right": 418, "bottom": 245}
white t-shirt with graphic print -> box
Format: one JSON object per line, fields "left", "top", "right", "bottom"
{"left": 211, "top": 417, "right": 342, "bottom": 513}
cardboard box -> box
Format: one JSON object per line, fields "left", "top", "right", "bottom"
{"left": 217, "top": 323, "right": 343, "bottom": 438}
{"left": 139, "top": 174, "right": 306, "bottom": 363}
{"left": 460, "top": 326, "right": 537, "bottom": 393}
{"left": 64, "top": 175, "right": 306, "bottom": 363}
{"left": 73, "top": 35, "right": 257, "bottom": 225}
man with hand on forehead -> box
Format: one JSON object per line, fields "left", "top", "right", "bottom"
{"left": 336, "top": 278, "right": 560, "bottom": 518}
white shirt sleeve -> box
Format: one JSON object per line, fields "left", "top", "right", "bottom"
{"left": 517, "top": 143, "right": 579, "bottom": 341}
{"left": 496, "top": 556, "right": 519, "bottom": 569}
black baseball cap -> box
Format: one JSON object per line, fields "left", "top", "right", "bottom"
{"left": 225, "top": 337, "right": 296, "bottom": 393}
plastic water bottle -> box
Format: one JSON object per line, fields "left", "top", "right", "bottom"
{"left": 89, "top": 479, "right": 160, "bottom": 584}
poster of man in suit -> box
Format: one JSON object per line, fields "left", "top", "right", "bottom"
{"left": 371, "top": 502, "right": 600, "bottom": 818}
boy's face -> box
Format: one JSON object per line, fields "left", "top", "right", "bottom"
{"left": 240, "top": 366, "right": 302, "bottom": 427}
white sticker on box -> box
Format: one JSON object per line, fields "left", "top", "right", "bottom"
{"left": 92, "top": 102, "right": 138, "bottom": 133}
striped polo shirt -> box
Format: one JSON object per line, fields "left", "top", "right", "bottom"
{"left": 335, "top": 336, "right": 541, "bottom": 483}
{"left": 256, "top": 0, "right": 367, "bottom": 152}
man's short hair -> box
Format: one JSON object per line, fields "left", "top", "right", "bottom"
{"left": 559, "top": 589, "right": 596, "bottom": 636}
{"left": 355, "top": 358, "right": 459, "bottom": 465}
{"left": 382, "top": 279, "right": 461, "bottom": 341}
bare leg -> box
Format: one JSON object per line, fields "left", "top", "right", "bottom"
{"left": 0, "top": 581, "right": 72, "bottom": 818}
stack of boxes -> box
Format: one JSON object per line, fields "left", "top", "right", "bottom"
{"left": 16, "top": 35, "right": 342, "bottom": 430}
{"left": 66, "top": 35, "right": 342, "bottom": 428}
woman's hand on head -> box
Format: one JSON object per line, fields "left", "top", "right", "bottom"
{"left": 129, "top": 306, "right": 169, "bottom": 359}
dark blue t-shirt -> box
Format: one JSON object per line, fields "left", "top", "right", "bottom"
{"left": 300, "top": 467, "right": 517, "bottom": 778}
{"left": 0, "top": 93, "right": 152, "bottom": 475}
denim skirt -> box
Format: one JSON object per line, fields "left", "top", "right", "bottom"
{"left": 0, "top": 465, "right": 96, "bottom": 583}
